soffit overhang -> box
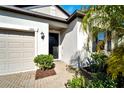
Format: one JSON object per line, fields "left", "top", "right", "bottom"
{"left": 0, "top": 6, "right": 85, "bottom": 24}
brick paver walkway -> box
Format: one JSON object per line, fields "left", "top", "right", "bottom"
{"left": 0, "top": 62, "right": 74, "bottom": 88}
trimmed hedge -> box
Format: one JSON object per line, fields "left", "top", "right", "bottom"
{"left": 34, "top": 54, "right": 54, "bottom": 70}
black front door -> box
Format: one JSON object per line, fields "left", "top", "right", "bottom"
{"left": 49, "top": 33, "right": 59, "bottom": 59}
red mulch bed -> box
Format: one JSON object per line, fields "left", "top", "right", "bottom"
{"left": 35, "top": 68, "right": 56, "bottom": 80}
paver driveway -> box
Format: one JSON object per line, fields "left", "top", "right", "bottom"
{"left": 0, "top": 62, "right": 74, "bottom": 88}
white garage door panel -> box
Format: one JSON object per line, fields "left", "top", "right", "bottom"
{"left": 0, "top": 30, "right": 35, "bottom": 75}
{"left": 0, "top": 52, "right": 7, "bottom": 59}
{"left": 0, "top": 41, "right": 5, "bottom": 48}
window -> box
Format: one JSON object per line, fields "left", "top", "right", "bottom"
{"left": 92, "top": 31, "right": 111, "bottom": 52}
{"left": 92, "top": 32, "right": 105, "bottom": 52}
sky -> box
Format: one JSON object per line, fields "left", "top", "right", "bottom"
{"left": 98, "top": 32, "right": 105, "bottom": 40}
{"left": 61, "top": 5, "right": 82, "bottom": 14}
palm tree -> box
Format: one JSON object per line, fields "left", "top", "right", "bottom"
{"left": 82, "top": 5, "right": 124, "bottom": 48}
{"left": 82, "top": 6, "right": 124, "bottom": 80}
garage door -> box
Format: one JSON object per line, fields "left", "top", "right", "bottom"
{"left": 0, "top": 29, "right": 35, "bottom": 75}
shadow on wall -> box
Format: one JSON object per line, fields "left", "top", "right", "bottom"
{"left": 70, "top": 45, "right": 93, "bottom": 68}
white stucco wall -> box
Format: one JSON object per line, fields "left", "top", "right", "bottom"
{"left": 77, "top": 18, "right": 92, "bottom": 52}
{"left": 77, "top": 18, "right": 93, "bottom": 67}
{"left": 61, "top": 18, "right": 92, "bottom": 66}
{"left": 61, "top": 18, "right": 78, "bottom": 64}
{"left": 0, "top": 10, "right": 49, "bottom": 56}
{"left": 77, "top": 18, "right": 88, "bottom": 51}
{"left": 0, "top": 9, "right": 92, "bottom": 66}
{"left": 29, "top": 6, "right": 68, "bottom": 19}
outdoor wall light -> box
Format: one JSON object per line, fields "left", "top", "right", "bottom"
{"left": 41, "top": 32, "right": 45, "bottom": 39}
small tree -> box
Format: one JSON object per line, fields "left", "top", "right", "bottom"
{"left": 107, "top": 43, "right": 124, "bottom": 79}
{"left": 82, "top": 5, "right": 124, "bottom": 47}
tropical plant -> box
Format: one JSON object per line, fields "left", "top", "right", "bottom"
{"left": 66, "top": 76, "right": 87, "bottom": 88}
{"left": 115, "top": 72, "right": 124, "bottom": 88}
{"left": 87, "top": 77, "right": 117, "bottom": 88}
{"left": 90, "top": 52, "right": 108, "bottom": 73}
{"left": 81, "top": 5, "right": 124, "bottom": 88}
{"left": 85, "top": 72, "right": 117, "bottom": 88}
{"left": 107, "top": 43, "right": 124, "bottom": 80}
{"left": 66, "top": 72, "right": 117, "bottom": 88}
{"left": 82, "top": 5, "right": 124, "bottom": 47}
{"left": 34, "top": 54, "right": 54, "bottom": 70}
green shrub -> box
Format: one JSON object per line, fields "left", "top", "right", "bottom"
{"left": 87, "top": 78, "right": 117, "bottom": 88}
{"left": 90, "top": 52, "right": 108, "bottom": 73}
{"left": 34, "top": 54, "right": 54, "bottom": 70}
{"left": 66, "top": 73, "right": 117, "bottom": 88}
{"left": 87, "top": 73, "right": 117, "bottom": 88}
{"left": 66, "top": 76, "right": 87, "bottom": 88}
{"left": 107, "top": 43, "right": 124, "bottom": 80}
{"left": 115, "top": 73, "right": 124, "bottom": 88}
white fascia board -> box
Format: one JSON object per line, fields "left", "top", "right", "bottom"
{"left": 0, "top": 22, "right": 37, "bottom": 32}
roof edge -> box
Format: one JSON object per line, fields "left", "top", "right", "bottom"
{"left": 0, "top": 6, "right": 85, "bottom": 24}
{"left": 0, "top": 6, "right": 67, "bottom": 23}
{"left": 67, "top": 10, "right": 85, "bottom": 23}
{"left": 15, "top": 5, "right": 70, "bottom": 17}
{"left": 56, "top": 5, "right": 70, "bottom": 17}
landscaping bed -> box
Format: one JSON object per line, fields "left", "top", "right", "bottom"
{"left": 66, "top": 52, "right": 124, "bottom": 88}
{"left": 35, "top": 68, "right": 56, "bottom": 79}
{"left": 34, "top": 54, "right": 55, "bottom": 80}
